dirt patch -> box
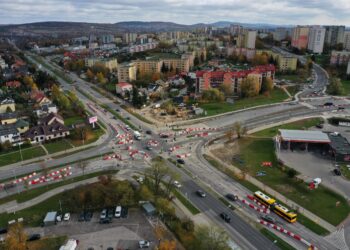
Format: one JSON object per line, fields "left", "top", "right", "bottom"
{"left": 210, "top": 141, "right": 240, "bottom": 164}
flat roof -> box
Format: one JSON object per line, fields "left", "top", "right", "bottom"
{"left": 279, "top": 129, "right": 331, "bottom": 143}
{"left": 329, "top": 133, "right": 350, "bottom": 155}
{"left": 44, "top": 211, "right": 57, "bottom": 222}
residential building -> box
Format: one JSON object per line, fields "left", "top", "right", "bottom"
{"left": 0, "top": 125, "right": 21, "bottom": 145}
{"left": 24, "top": 113, "right": 70, "bottom": 143}
{"left": 5, "top": 80, "right": 21, "bottom": 89}
{"left": 273, "top": 28, "right": 291, "bottom": 41}
{"left": 14, "top": 119, "right": 29, "bottom": 134}
{"left": 0, "top": 112, "right": 17, "bottom": 125}
{"left": 30, "top": 91, "right": 51, "bottom": 106}
{"left": 116, "top": 82, "right": 133, "bottom": 96}
{"left": 244, "top": 30, "right": 257, "bottom": 49}
{"left": 229, "top": 25, "right": 244, "bottom": 35}
{"left": 162, "top": 58, "right": 190, "bottom": 73}
{"left": 35, "top": 103, "right": 58, "bottom": 118}
{"left": 123, "top": 33, "right": 138, "bottom": 44}
{"left": 0, "top": 56, "right": 7, "bottom": 69}
{"left": 324, "top": 26, "right": 345, "bottom": 47}
{"left": 330, "top": 50, "right": 350, "bottom": 65}
{"left": 308, "top": 26, "right": 326, "bottom": 54}
{"left": 132, "top": 59, "right": 161, "bottom": 75}
{"left": 291, "top": 26, "right": 310, "bottom": 50}
{"left": 256, "top": 50, "right": 297, "bottom": 71}
{"left": 226, "top": 47, "right": 256, "bottom": 60}
{"left": 0, "top": 98, "right": 15, "bottom": 114}
{"left": 344, "top": 31, "right": 350, "bottom": 51}
{"left": 101, "top": 34, "right": 114, "bottom": 44}
{"left": 195, "top": 65, "right": 275, "bottom": 95}
{"left": 128, "top": 42, "right": 158, "bottom": 53}
{"left": 117, "top": 62, "right": 137, "bottom": 83}
{"left": 347, "top": 60, "right": 350, "bottom": 75}
{"left": 85, "top": 58, "right": 118, "bottom": 71}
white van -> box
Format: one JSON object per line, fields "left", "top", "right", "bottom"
{"left": 115, "top": 206, "right": 122, "bottom": 218}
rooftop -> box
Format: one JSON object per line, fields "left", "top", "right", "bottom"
{"left": 329, "top": 133, "right": 350, "bottom": 155}
{"left": 279, "top": 129, "right": 331, "bottom": 143}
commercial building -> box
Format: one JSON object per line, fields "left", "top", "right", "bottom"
{"left": 117, "top": 62, "right": 137, "bottom": 83}
{"left": 324, "top": 26, "right": 345, "bottom": 47}
{"left": 330, "top": 50, "right": 350, "bottom": 65}
{"left": 291, "top": 26, "right": 310, "bottom": 50}
{"left": 195, "top": 65, "right": 275, "bottom": 95}
{"left": 344, "top": 31, "right": 350, "bottom": 51}
{"left": 244, "top": 30, "right": 257, "bottom": 49}
{"left": 85, "top": 58, "right": 118, "bottom": 71}
{"left": 307, "top": 26, "right": 326, "bottom": 54}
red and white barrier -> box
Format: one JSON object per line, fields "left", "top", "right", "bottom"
{"left": 258, "top": 219, "right": 317, "bottom": 249}
{"left": 240, "top": 198, "right": 270, "bottom": 214}
{"left": 246, "top": 195, "right": 269, "bottom": 210}
{"left": 194, "top": 132, "right": 210, "bottom": 137}
{"left": 169, "top": 145, "right": 181, "bottom": 152}
{"left": 176, "top": 153, "right": 191, "bottom": 159}
{"left": 147, "top": 140, "right": 159, "bottom": 147}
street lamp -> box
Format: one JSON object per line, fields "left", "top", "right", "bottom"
{"left": 269, "top": 240, "right": 277, "bottom": 250}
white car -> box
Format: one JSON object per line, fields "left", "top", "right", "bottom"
{"left": 137, "top": 177, "right": 144, "bottom": 183}
{"left": 115, "top": 206, "right": 122, "bottom": 218}
{"left": 173, "top": 181, "right": 182, "bottom": 188}
{"left": 63, "top": 213, "right": 70, "bottom": 221}
{"left": 56, "top": 215, "right": 62, "bottom": 222}
{"left": 139, "top": 240, "right": 150, "bottom": 248}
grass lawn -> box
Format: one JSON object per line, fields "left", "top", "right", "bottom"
{"left": 173, "top": 189, "right": 200, "bottom": 215}
{"left": 342, "top": 80, "right": 350, "bottom": 96}
{"left": 64, "top": 116, "right": 85, "bottom": 126}
{"left": 0, "top": 146, "right": 46, "bottom": 167}
{"left": 0, "top": 170, "right": 118, "bottom": 228}
{"left": 69, "top": 128, "right": 104, "bottom": 147}
{"left": 0, "top": 170, "right": 119, "bottom": 206}
{"left": 199, "top": 88, "right": 288, "bottom": 116}
{"left": 43, "top": 140, "right": 74, "bottom": 154}
{"left": 340, "top": 165, "right": 350, "bottom": 181}
{"left": 237, "top": 138, "right": 350, "bottom": 226}
{"left": 26, "top": 235, "right": 68, "bottom": 250}
{"left": 253, "top": 118, "right": 323, "bottom": 137}
{"left": 260, "top": 228, "right": 296, "bottom": 250}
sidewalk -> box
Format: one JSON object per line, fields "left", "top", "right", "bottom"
{"left": 205, "top": 149, "right": 336, "bottom": 233}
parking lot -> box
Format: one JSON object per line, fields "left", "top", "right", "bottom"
{"left": 31, "top": 209, "right": 157, "bottom": 250}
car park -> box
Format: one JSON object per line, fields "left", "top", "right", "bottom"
{"left": 63, "top": 213, "right": 70, "bottom": 221}
{"left": 115, "top": 206, "right": 122, "bottom": 218}
{"left": 220, "top": 212, "right": 231, "bottom": 223}
{"left": 146, "top": 130, "right": 152, "bottom": 135}
{"left": 261, "top": 214, "right": 276, "bottom": 224}
{"left": 100, "top": 209, "right": 107, "bottom": 219}
{"left": 78, "top": 212, "right": 85, "bottom": 222}
{"left": 27, "top": 234, "right": 41, "bottom": 241}
{"left": 177, "top": 159, "right": 185, "bottom": 164}
{"left": 107, "top": 208, "right": 114, "bottom": 219}
{"left": 99, "top": 218, "right": 111, "bottom": 224}
{"left": 139, "top": 240, "right": 150, "bottom": 248}
{"left": 196, "top": 190, "right": 206, "bottom": 198}
{"left": 225, "top": 193, "right": 238, "bottom": 201}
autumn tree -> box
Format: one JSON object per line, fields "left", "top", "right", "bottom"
{"left": 193, "top": 225, "right": 231, "bottom": 250}
{"left": 219, "top": 83, "right": 233, "bottom": 97}
{"left": 159, "top": 240, "right": 177, "bottom": 250}
{"left": 327, "top": 77, "right": 344, "bottom": 96}
{"left": 260, "top": 77, "right": 274, "bottom": 94}
{"left": 251, "top": 54, "right": 269, "bottom": 66}
{"left": 201, "top": 88, "right": 225, "bottom": 102}
{"left": 147, "top": 158, "right": 169, "bottom": 196}
{"left": 5, "top": 223, "right": 27, "bottom": 250}
{"left": 86, "top": 69, "right": 94, "bottom": 81}
{"left": 240, "top": 76, "right": 260, "bottom": 98}
{"left": 96, "top": 72, "right": 107, "bottom": 84}
{"left": 233, "top": 121, "right": 247, "bottom": 139}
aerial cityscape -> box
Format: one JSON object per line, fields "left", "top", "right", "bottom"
{"left": 1, "top": 1, "right": 350, "bottom": 250}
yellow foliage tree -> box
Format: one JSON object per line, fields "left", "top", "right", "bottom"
{"left": 5, "top": 223, "right": 27, "bottom": 250}
{"left": 158, "top": 240, "right": 177, "bottom": 250}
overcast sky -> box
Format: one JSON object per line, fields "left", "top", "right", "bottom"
{"left": 1, "top": 0, "right": 349, "bottom": 26}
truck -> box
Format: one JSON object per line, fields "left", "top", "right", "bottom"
{"left": 134, "top": 131, "right": 141, "bottom": 140}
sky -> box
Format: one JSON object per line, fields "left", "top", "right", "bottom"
{"left": 0, "top": 0, "right": 349, "bottom": 26}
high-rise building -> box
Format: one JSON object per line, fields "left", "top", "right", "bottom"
{"left": 324, "top": 26, "right": 345, "bottom": 47}
{"left": 291, "top": 26, "right": 310, "bottom": 50}
{"left": 307, "top": 26, "right": 326, "bottom": 54}
{"left": 244, "top": 30, "right": 257, "bottom": 49}
{"left": 229, "top": 25, "right": 244, "bottom": 35}
{"left": 123, "top": 33, "right": 138, "bottom": 44}
{"left": 344, "top": 31, "right": 350, "bottom": 51}
{"left": 273, "top": 28, "right": 291, "bottom": 41}
{"left": 101, "top": 34, "right": 114, "bottom": 44}
{"left": 117, "top": 62, "right": 137, "bottom": 83}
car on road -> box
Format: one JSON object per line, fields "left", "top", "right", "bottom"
{"left": 137, "top": 176, "right": 144, "bottom": 183}
{"left": 177, "top": 159, "right": 185, "bottom": 164}
{"left": 139, "top": 240, "right": 150, "bottom": 248}
{"left": 196, "top": 190, "right": 206, "bottom": 198}
{"left": 261, "top": 214, "right": 276, "bottom": 224}
{"left": 100, "top": 209, "right": 107, "bottom": 219}
{"left": 27, "top": 234, "right": 41, "bottom": 241}
{"left": 63, "top": 213, "right": 70, "bottom": 221}
{"left": 324, "top": 102, "right": 333, "bottom": 107}
{"left": 220, "top": 212, "right": 231, "bottom": 223}
{"left": 115, "top": 206, "right": 122, "bottom": 218}
{"left": 225, "top": 193, "right": 238, "bottom": 201}
{"left": 126, "top": 117, "right": 130, "bottom": 120}
{"left": 173, "top": 181, "right": 182, "bottom": 188}
{"left": 116, "top": 109, "right": 120, "bottom": 112}
{"left": 316, "top": 124, "right": 323, "bottom": 129}
{"left": 160, "top": 134, "right": 169, "bottom": 138}
{"left": 145, "top": 146, "right": 152, "bottom": 151}
{"left": 333, "top": 169, "right": 341, "bottom": 176}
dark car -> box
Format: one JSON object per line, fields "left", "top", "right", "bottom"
{"left": 0, "top": 228, "right": 7, "bottom": 234}
{"left": 334, "top": 169, "right": 341, "bottom": 176}
{"left": 196, "top": 190, "right": 206, "bottom": 198}
{"left": 261, "top": 214, "right": 276, "bottom": 224}
{"left": 324, "top": 102, "right": 333, "bottom": 106}
{"left": 107, "top": 208, "right": 114, "bottom": 219}
{"left": 99, "top": 218, "right": 111, "bottom": 224}
{"left": 220, "top": 212, "right": 231, "bottom": 223}
{"left": 116, "top": 109, "right": 120, "bottom": 112}
{"left": 225, "top": 194, "right": 238, "bottom": 201}
{"left": 78, "top": 212, "right": 85, "bottom": 222}
{"left": 85, "top": 211, "right": 93, "bottom": 221}
{"left": 126, "top": 117, "right": 130, "bottom": 120}
{"left": 160, "top": 134, "right": 169, "bottom": 138}
{"left": 177, "top": 159, "right": 185, "bottom": 164}
{"left": 146, "top": 130, "right": 152, "bottom": 135}
{"left": 316, "top": 124, "right": 323, "bottom": 129}
{"left": 27, "top": 234, "right": 41, "bottom": 241}
{"left": 145, "top": 146, "right": 152, "bottom": 151}
{"left": 121, "top": 207, "right": 128, "bottom": 218}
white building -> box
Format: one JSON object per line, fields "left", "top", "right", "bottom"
{"left": 344, "top": 31, "right": 350, "bottom": 51}
{"left": 347, "top": 60, "right": 350, "bottom": 75}
{"left": 244, "top": 30, "right": 257, "bottom": 49}
{"left": 0, "top": 125, "right": 21, "bottom": 145}
{"left": 0, "top": 56, "right": 7, "bottom": 69}
{"left": 308, "top": 26, "right": 326, "bottom": 54}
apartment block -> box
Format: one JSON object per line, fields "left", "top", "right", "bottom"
{"left": 117, "top": 62, "right": 137, "bottom": 83}
{"left": 324, "top": 26, "right": 345, "bottom": 47}
{"left": 291, "top": 26, "right": 310, "bottom": 50}
{"left": 344, "top": 31, "right": 350, "bottom": 51}
{"left": 273, "top": 28, "right": 291, "bottom": 41}
{"left": 123, "top": 33, "right": 138, "bottom": 44}
{"left": 330, "top": 50, "right": 350, "bottom": 65}
{"left": 308, "top": 26, "right": 326, "bottom": 54}
{"left": 85, "top": 58, "right": 118, "bottom": 71}
{"left": 256, "top": 50, "right": 297, "bottom": 71}
{"left": 244, "top": 30, "right": 257, "bottom": 49}
{"left": 132, "top": 59, "right": 162, "bottom": 75}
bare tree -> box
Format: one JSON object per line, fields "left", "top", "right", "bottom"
{"left": 233, "top": 122, "right": 247, "bottom": 139}
{"left": 77, "top": 160, "right": 88, "bottom": 176}
{"left": 5, "top": 223, "right": 27, "bottom": 250}
{"left": 146, "top": 158, "right": 169, "bottom": 196}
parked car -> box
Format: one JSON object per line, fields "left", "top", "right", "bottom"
{"left": 56, "top": 215, "right": 62, "bottom": 222}
{"left": 316, "top": 124, "right": 323, "bottom": 129}
{"left": 63, "top": 213, "right": 70, "bottom": 221}
{"left": 85, "top": 211, "right": 93, "bottom": 221}
{"left": 100, "top": 209, "right": 107, "bottom": 219}
{"left": 196, "top": 190, "right": 206, "bottom": 198}
{"left": 333, "top": 169, "right": 341, "bottom": 176}
{"left": 173, "top": 181, "right": 182, "bottom": 188}
{"left": 177, "top": 159, "right": 185, "bottom": 164}
{"left": 146, "top": 130, "right": 152, "bottom": 135}
{"left": 225, "top": 193, "right": 238, "bottom": 201}
{"left": 27, "top": 234, "right": 41, "bottom": 241}
{"left": 99, "top": 218, "right": 111, "bottom": 224}
{"left": 220, "top": 212, "right": 231, "bottom": 223}
{"left": 0, "top": 228, "right": 7, "bottom": 234}
{"left": 261, "top": 214, "right": 276, "bottom": 224}
{"left": 78, "top": 212, "right": 85, "bottom": 222}
{"left": 107, "top": 208, "right": 114, "bottom": 219}
{"left": 121, "top": 207, "right": 128, "bottom": 218}
{"left": 116, "top": 109, "right": 120, "bottom": 112}
{"left": 139, "top": 240, "right": 150, "bottom": 248}
{"left": 137, "top": 176, "right": 144, "bottom": 183}
{"left": 115, "top": 206, "right": 122, "bottom": 218}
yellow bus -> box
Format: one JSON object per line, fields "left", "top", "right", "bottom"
{"left": 254, "top": 191, "right": 276, "bottom": 207}
{"left": 271, "top": 203, "right": 297, "bottom": 223}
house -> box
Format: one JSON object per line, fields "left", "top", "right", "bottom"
{"left": 24, "top": 113, "right": 70, "bottom": 143}
{"left": 116, "top": 82, "right": 133, "bottom": 96}
{"left": 0, "top": 125, "right": 21, "bottom": 145}
{"left": 0, "top": 98, "right": 15, "bottom": 114}
{"left": 31, "top": 91, "right": 52, "bottom": 106}
{"left": 14, "top": 119, "right": 29, "bottom": 134}
{"left": 35, "top": 103, "right": 58, "bottom": 117}
{"left": 5, "top": 80, "right": 21, "bottom": 89}
{"left": 0, "top": 112, "right": 17, "bottom": 125}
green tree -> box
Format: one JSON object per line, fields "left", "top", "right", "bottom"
{"left": 287, "top": 168, "right": 298, "bottom": 178}
{"left": 193, "top": 225, "right": 231, "bottom": 250}
{"left": 260, "top": 77, "right": 274, "bottom": 94}
{"left": 240, "top": 77, "right": 260, "bottom": 98}
{"left": 327, "top": 77, "right": 344, "bottom": 96}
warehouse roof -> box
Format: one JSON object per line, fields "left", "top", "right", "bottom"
{"left": 279, "top": 129, "right": 330, "bottom": 143}
{"left": 329, "top": 133, "right": 350, "bottom": 155}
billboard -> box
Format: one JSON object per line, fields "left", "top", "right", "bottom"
{"left": 88, "top": 116, "right": 98, "bottom": 124}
